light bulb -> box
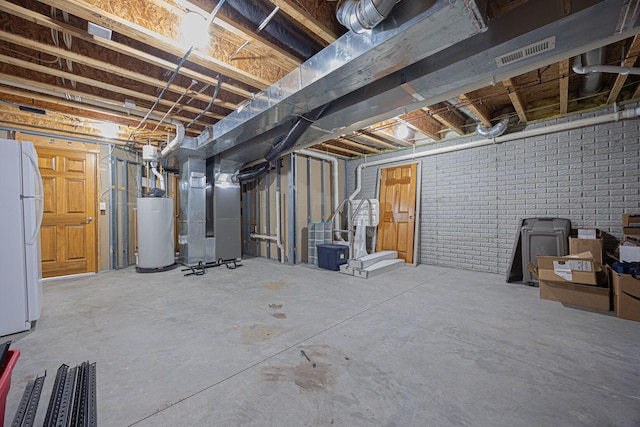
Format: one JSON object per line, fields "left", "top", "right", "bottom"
{"left": 180, "top": 11, "right": 209, "bottom": 49}
{"left": 396, "top": 123, "right": 409, "bottom": 139}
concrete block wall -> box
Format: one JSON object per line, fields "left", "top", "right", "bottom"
{"left": 346, "top": 104, "right": 640, "bottom": 275}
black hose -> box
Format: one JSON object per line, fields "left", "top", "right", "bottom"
{"left": 236, "top": 161, "right": 270, "bottom": 182}
{"left": 264, "top": 102, "right": 331, "bottom": 162}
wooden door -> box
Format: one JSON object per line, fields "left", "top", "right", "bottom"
{"left": 37, "top": 147, "right": 97, "bottom": 277}
{"left": 376, "top": 164, "right": 417, "bottom": 263}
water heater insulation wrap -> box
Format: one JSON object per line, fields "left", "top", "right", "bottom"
{"left": 137, "top": 197, "right": 175, "bottom": 268}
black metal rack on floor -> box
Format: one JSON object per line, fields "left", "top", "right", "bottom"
{"left": 181, "top": 258, "right": 242, "bottom": 276}
{"left": 11, "top": 372, "right": 46, "bottom": 427}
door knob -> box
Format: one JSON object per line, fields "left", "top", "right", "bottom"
{"left": 87, "top": 217, "right": 93, "bottom": 223}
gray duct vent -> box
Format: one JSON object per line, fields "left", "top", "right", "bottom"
{"left": 494, "top": 36, "right": 556, "bottom": 68}
{"left": 87, "top": 22, "right": 112, "bottom": 40}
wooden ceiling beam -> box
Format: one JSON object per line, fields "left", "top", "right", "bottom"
{"left": 502, "top": 78, "right": 528, "bottom": 123}
{"left": 373, "top": 127, "right": 413, "bottom": 147}
{"left": 265, "top": 0, "right": 339, "bottom": 45}
{"left": 36, "top": 0, "right": 272, "bottom": 90}
{"left": 337, "top": 137, "right": 382, "bottom": 153}
{"left": 0, "top": 1, "right": 253, "bottom": 100}
{"left": 424, "top": 102, "right": 466, "bottom": 135}
{"left": 608, "top": 34, "right": 640, "bottom": 104}
{"left": 155, "top": 0, "right": 302, "bottom": 70}
{"left": 0, "top": 54, "right": 223, "bottom": 121}
{"left": 320, "top": 142, "right": 363, "bottom": 157}
{"left": 350, "top": 132, "right": 397, "bottom": 149}
{"left": 0, "top": 87, "right": 203, "bottom": 133}
{"left": 0, "top": 30, "right": 236, "bottom": 112}
{"left": 457, "top": 92, "right": 492, "bottom": 127}
{"left": 559, "top": 59, "right": 570, "bottom": 115}
{"left": 308, "top": 146, "right": 351, "bottom": 159}
{"left": 0, "top": 72, "right": 212, "bottom": 129}
{"left": 0, "top": 109, "right": 133, "bottom": 144}
{"left": 368, "top": 119, "right": 414, "bottom": 146}
{"left": 399, "top": 110, "right": 442, "bottom": 140}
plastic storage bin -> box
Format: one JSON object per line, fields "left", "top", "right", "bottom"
{"left": 317, "top": 244, "right": 349, "bottom": 271}
{"left": 1, "top": 349, "right": 20, "bottom": 426}
{"left": 521, "top": 218, "right": 571, "bottom": 285}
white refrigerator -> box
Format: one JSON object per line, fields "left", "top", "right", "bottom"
{"left": 0, "top": 139, "right": 43, "bottom": 337}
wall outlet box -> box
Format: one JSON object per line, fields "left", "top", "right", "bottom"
{"left": 100, "top": 202, "right": 107, "bottom": 211}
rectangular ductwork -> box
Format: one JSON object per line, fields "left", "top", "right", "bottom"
{"left": 494, "top": 36, "right": 556, "bottom": 68}
{"left": 191, "top": 0, "right": 488, "bottom": 164}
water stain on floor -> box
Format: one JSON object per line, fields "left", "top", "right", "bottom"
{"left": 241, "top": 324, "right": 283, "bottom": 344}
{"left": 264, "top": 281, "right": 287, "bottom": 291}
{"left": 261, "top": 347, "right": 333, "bottom": 391}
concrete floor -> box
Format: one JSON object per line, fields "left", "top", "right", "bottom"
{"left": 3, "top": 258, "right": 640, "bottom": 426}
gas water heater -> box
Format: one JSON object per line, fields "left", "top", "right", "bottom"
{"left": 136, "top": 144, "right": 176, "bottom": 272}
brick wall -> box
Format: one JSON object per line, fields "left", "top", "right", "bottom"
{"left": 346, "top": 105, "right": 640, "bottom": 274}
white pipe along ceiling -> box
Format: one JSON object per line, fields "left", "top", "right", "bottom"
{"left": 348, "top": 105, "right": 640, "bottom": 201}
{"left": 573, "top": 53, "right": 640, "bottom": 76}
{"left": 164, "top": 0, "right": 640, "bottom": 170}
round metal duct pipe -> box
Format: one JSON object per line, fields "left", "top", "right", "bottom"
{"left": 337, "top": 0, "right": 399, "bottom": 33}
{"left": 576, "top": 48, "right": 606, "bottom": 96}
{"left": 476, "top": 119, "right": 508, "bottom": 138}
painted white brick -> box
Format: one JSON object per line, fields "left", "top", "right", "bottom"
{"left": 345, "top": 104, "right": 640, "bottom": 275}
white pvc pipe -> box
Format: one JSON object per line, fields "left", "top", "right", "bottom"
{"left": 150, "top": 163, "right": 165, "bottom": 191}
{"left": 160, "top": 123, "right": 185, "bottom": 157}
{"left": 296, "top": 149, "right": 341, "bottom": 240}
{"left": 275, "top": 189, "right": 284, "bottom": 263}
{"left": 250, "top": 189, "right": 285, "bottom": 263}
{"left": 572, "top": 55, "right": 640, "bottom": 76}
{"left": 349, "top": 106, "right": 640, "bottom": 200}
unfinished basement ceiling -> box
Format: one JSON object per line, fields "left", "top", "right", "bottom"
{"left": 0, "top": 0, "right": 640, "bottom": 159}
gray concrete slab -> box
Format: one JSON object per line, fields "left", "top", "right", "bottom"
{"left": 2, "top": 260, "right": 639, "bottom": 426}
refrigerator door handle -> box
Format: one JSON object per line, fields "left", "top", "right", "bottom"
{"left": 24, "top": 149, "right": 44, "bottom": 245}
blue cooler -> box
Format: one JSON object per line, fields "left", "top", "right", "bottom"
{"left": 317, "top": 244, "right": 349, "bottom": 271}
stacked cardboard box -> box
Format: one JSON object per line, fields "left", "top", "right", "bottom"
{"left": 610, "top": 267, "right": 640, "bottom": 322}
{"left": 623, "top": 214, "right": 640, "bottom": 239}
{"left": 569, "top": 229, "right": 604, "bottom": 265}
{"left": 529, "top": 251, "right": 610, "bottom": 311}
{"left": 609, "top": 214, "right": 640, "bottom": 322}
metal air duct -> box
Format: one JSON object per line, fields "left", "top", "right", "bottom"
{"left": 337, "top": 0, "right": 400, "bottom": 33}
{"left": 476, "top": 119, "right": 508, "bottom": 138}
{"left": 184, "top": 0, "right": 485, "bottom": 166}
{"left": 572, "top": 48, "right": 606, "bottom": 96}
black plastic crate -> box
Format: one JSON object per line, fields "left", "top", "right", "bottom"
{"left": 317, "top": 244, "right": 349, "bottom": 271}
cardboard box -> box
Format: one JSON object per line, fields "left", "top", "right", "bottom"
{"left": 569, "top": 237, "right": 604, "bottom": 265}
{"left": 623, "top": 214, "right": 640, "bottom": 238}
{"left": 534, "top": 252, "right": 602, "bottom": 285}
{"left": 609, "top": 266, "right": 640, "bottom": 322}
{"left": 577, "top": 228, "right": 597, "bottom": 239}
{"left": 622, "top": 214, "right": 640, "bottom": 227}
{"left": 620, "top": 245, "right": 640, "bottom": 262}
{"left": 539, "top": 280, "right": 611, "bottom": 311}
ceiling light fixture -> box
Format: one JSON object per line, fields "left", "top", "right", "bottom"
{"left": 95, "top": 122, "right": 121, "bottom": 139}
{"left": 180, "top": 10, "right": 209, "bottom": 49}
{"left": 396, "top": 123, "right": 409, "bottom": 139}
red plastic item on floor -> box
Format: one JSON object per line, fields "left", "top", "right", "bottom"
{"left": 0, "top": 350, "right": 20, "bottom": 426}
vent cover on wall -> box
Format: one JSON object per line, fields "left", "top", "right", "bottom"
{"left": 494, "top": 36, "right": 556, "bottom": 68}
